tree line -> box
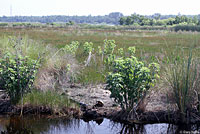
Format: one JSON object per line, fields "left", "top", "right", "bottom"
{"left": 119, "top": 13, "right": 200, "bottom": 26}
{"left": 1, "top": 12, "right": 200, "bottom": 26}
{"left": 0, "top": 12, "right": 123, "bottom": 25}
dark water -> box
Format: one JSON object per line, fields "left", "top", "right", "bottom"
{"left": 0, "top": 116, "right": 199, "bottom": 134}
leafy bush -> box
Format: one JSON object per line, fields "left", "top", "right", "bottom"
{"left": 106, "top": 56, "right": 159, "bottom": 110}
{"left": 0, "top": 52, "right": 39, "bottom": 104}
{"left": 83, "top": 42, "right": 93, "bottom": 55}
{"left": 103, "top": 39, "right": 116, "bottom": 55}
{"left": 64, "top": 41, "right": 79, "bottom": 55}
{"left": 118, "top": 48, "right": 124, "bottom": 56}
{"left": 128, "top": 46, "right": 136, "bottom": 56}
{"left": 104, "top": 54, "right": 116, "bottom": 66}
{"left": 101, "top": 40, "right": 116, "bottom": 66}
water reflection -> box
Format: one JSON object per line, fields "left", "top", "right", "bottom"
{"left": 0, "top": 116, "right": 199, "bottom": 134}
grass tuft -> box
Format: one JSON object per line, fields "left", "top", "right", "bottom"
{"left": 23, "top": 90, "right": 79, "bottom": 110}
{"left": 163, "top": 48, "right": 200, "bottom": 122}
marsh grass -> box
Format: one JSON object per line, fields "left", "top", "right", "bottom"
{"left": 163, "top": 48, "right": 200, "bottom": 122}
{"left": 23, "top": 90, "right": 79, "bottom": 109}
{"left": 0, "top": 27, "right": 200, "bottom": 84}
{"left": 0, "top": 35, "right": 79, "bottom": 91}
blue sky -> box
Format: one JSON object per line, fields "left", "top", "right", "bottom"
{"left": 1, "top": 0, "right": 200, "bottom": 16}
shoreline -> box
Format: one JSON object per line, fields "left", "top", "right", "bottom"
{"left": 0, "top": 85, "right": 200, "bottom": 125}
{"left": 1, "top": 97, "right": 200, "bottom": 125}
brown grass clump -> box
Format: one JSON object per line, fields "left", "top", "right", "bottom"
{"left": 34, "top": 51, "right": 80, "bottom": 91}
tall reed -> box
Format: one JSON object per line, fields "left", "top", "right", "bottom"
{"left": 163, "top": 48, "right": 200, "bottom": 122}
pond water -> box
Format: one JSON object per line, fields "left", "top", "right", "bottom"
{"left": 0, "top": 116, "right": 199, "bottom": 134}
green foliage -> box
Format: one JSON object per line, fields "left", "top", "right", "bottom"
{"left": 83, "top": 42, "right": 93, "bottom": 55}
{"left": 66, "top": 21, "right": 75, "bottom": 25}
{"left": 0, "top": 52, "right": 39, "bottom": 104}
{"left": 119, "top": 14, "right": 200, "bottom": 27}
{"left": 103, "top": 39, "right": 116, "bottom": 55}
{"left": 23, "top": 90, "right": 78, "bottom": 109}
{"left": 0, "top": 23, "right": 8, "bottom": 27}
{"left": 174, "top": 25, "right": 200, "bottom": 32}
{"left": 128, "top": 46, "right": 136, "bottom": 56}
{"left": 106, "top": 55, "right": 159, "bottom": 110}
{"left": 163, "top": 49, "right": 200, "bottom": 121}
{"left": 64, "top": 41, "right": 79, "bottom": 55}
{"left": 0, "top": 12, "right": 123, "bottom": 25}
{"left": 97, "top": 46, "right": 102, "bottom": 55}
{"left": 118, "top": 48, "right": 124, "bottom": 56}
{"left": 104, "top": 54, "right": 116, "bottom": 66}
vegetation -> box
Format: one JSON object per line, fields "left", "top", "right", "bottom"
{"left": 128, "top": 46, "right": 136, "bottom": 56}
{"left": 0, "top": 26, "right": 199, "bottom": 84}
{"left": 64, "top": 41, "right": 80, "bottom": 55}
{"left": 0, "top": 26, "right": 200, "bottom": 122}
{"left": 0, "top": 35, "right": 76, "bottom": 109}
{"left": 23, "top": 90, "right": 78, "bottom": 112}
{"left": 174, "top": 25, "right": 200, "bottom": 32}
{"left": 163, "top": 48, "right": 200, "bottom": 122}
{"left": 119, "top": 14, "right": 200, "bottom": 26}
{"left": 0, "top": 52, "right": 39, "bottom": 104}
{"left": 106, "top": 55, "right": 159, "bottom": 110}
{"left": 0, "top": 37, "right": 41, "bottom": 104}
{"left": 0, "top": 12, "right": 123, "bottom": 25}
{"left": 83, "top": 42, "right": 93, "bottom": 55}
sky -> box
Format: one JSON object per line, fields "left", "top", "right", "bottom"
{"left": 0, "top": 0, "right": 200, "bottom": 16}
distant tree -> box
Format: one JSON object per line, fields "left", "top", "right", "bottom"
{"left": 192, "top": 16, "right": 198, "bottom": 25}
{"left": 149, "top": 19, "right": 156, "bottom": 26}
{"left": 153, "top": 13, "right": 161, "bottom": 20}
{"left": 119, "top": 17, "right": 126, "bottom": 25}
{"left": 69, "top": 20, "right": 75, "bottom": 25}
{"left": 125, "top": 16, "right": 132, "bottom": 25}
{"left": 197, "top": 20, "right": 200, "bottom": 25}
{"left": 174, "top": 16, "right": 181, "bottom": 24}
{"left": 131, "top": 14, "right": 140, "bottom": 24}
{"left": 166, "top": 18, "right": 175, "bottom": 25}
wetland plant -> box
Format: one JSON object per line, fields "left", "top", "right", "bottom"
{"left": 0, "top": 52, "right": 40, "bottom": 104}
{"left": 163, "top": 48, "right": 200, "bottom": 122}
{"left": 83, "top": 42, "right": 93, "bottom": 55}
{"left": 106, "top": 52, "right": 159, "bottom": 111}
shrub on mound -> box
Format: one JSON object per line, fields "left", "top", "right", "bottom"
{"left": 106, "top": 56, "right": 159, "bottom": 111}
{"left": 0, "top": 52, "right": 39, "bottom": 104}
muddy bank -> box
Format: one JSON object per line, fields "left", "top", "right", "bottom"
{"left": 1, "top": 85, "right": 200, "bottom": 125}
{"left": 0, "top": 100, "right": 80, "bottom": 118}
{"left": 66, "top": 84, "right": 200, "bottom": 124}
{"left": 79, "top": 102, "right": 200, "bottom": 125}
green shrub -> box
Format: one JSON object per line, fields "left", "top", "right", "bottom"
{"left": 64, "top": 41, "right": 79, "bottom": 55}
{"left": 0, "top": 52, "right": 40, "bottom": 104}
{"left": 103, "top": 39, "right": 116, "bottom": 55}
{"left": 83, "top": 42, "right": 93, "bottom": 55}
{"left": 128, "top": 46, "right": 136, "bottom": 56}
{"left": 118, "top": 48, "right": 124, "bottom": 56}
{"left": 106, "top": 56, "right": 159, "bottom": 110}
{"left": 101, "top": 40, "right": 116, "bottom": 67}
{"left": 104, "top": 54, "right": 116, "bottom": 67}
